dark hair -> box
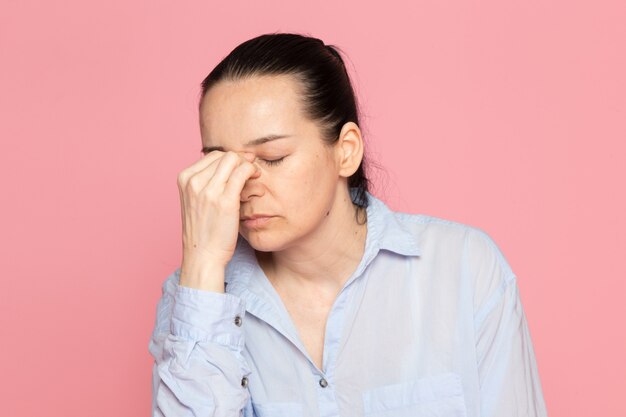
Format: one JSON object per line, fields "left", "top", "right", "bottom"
{"left": 199, "top": 32, "right": 370, "bottom": 224}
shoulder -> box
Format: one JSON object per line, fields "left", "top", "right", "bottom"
{"left": 394, "top": 211, "right": 510, "bottom": 261}
{"left": 392, "top": 210, "right": 516, "bottom": 300}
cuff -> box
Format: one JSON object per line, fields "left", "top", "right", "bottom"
{"left": 171, "top": 284, "right": 247, "bottom": 349}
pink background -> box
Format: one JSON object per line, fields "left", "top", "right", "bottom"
{"left": 1, "top": 1, "right": 624, "bottom": 416}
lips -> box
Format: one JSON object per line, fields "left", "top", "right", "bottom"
{"left": 240, "top": 214, "right": 275, "bottom": 228}
{"left": 240, "top": 214, "right": 274, "bottom": 221}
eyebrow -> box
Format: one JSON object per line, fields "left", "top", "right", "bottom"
{"left": 201, "top": 134, "right": 291, "bottom": 154}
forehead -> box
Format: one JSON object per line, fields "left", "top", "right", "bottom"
{"left": 199, "top": 74, "right": 309, "bottom": 147}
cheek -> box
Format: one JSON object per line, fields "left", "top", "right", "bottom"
{"left": 283, "top": 157, "right": 336, "bottom": 210}
{"left": 275, "top": 156, "right": 323, "bottom": 191}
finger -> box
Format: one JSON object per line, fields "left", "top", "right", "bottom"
{"left": 223, "top": 160, "right": 260, "bottom": 201}
{"left": 204, "top": 151, "right": 251, "bottom": 193}
{"left": 241, "top": 152, "right": 256, "bottom": 163}
{"left": 185, "top": 150, "right": 248, "bottom": 194}
{"left": 188, "top": 151, "right": 225, "bottom": 174}
{"left": 189, "top": 151, "right": 251, "bottom": 196}
{"left": 181, "top": 155, "right": 222, "bottom": 194}
{"left": 178, "top": 151, "right": 224, "bottom": 190}
{"left": 185, "top": 149, "right": 257, "bottom": 196}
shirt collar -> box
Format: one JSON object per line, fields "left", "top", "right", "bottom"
{"left": 362, "top": 189, "right": 421, "bottom": 257}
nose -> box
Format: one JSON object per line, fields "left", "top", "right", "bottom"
{"left": 240, "top": 176, "right": 264, "bottom": 202}
{"left": 240, "top": 157, "right": 264, "bottom": 202}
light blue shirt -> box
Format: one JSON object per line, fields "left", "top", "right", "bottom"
{"left": 149, "top": 190, "right": 548, "bottom": 417}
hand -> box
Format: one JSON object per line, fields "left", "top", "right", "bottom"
{"left": 176, "top": 150, "right": 260, "bottom": 287}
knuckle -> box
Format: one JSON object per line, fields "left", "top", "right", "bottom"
{"left": 176, "top": 171, "right": 187, "bottom": 187}
{"left": 230, "top": 166, "right": 247, "bottom": 180}
{"left": 223, "top": 151, "right": 240, "bottom": 163}
{"left": 186, "top": 174, "right": 203, "bottom": 192}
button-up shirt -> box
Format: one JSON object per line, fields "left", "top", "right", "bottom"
{"left": 148, "top": 190, "right": 548, "bottom": 417}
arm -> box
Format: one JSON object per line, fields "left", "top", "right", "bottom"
{"left": 474, "top": 277, "right": 548, "bottom": 416}
{"left": 467, "top": 230, "right": 548, "bottom": 416}
{"left": 148, "top": 268, "right": 255, "bottom": 417}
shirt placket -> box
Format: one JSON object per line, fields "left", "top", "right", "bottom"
{"left": 316, "top": 263, "right": 372, "bottom": 417}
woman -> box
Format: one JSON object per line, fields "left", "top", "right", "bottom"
{"left": 149, "top": 33, "right": 548, "bottom": 417}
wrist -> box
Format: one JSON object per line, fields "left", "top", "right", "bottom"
{"left": 180, "top": 260, "right": 226, "bottom": 293}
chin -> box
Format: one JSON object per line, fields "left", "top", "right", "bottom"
{"left": 239, "top": 229, "right": 288, "bottom": 253}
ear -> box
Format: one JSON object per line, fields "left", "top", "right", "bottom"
{"left": 335, "top": 122, "right": 364, "bottom": 178}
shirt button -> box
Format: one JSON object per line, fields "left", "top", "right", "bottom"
{"left": 319, "top": 377, "right": 328, "bottom": 388}
{"left": 234, "top": 315, "right": 243, "bottom": 326}
{"left": 241, "top": 376, "right": 248, "bottom": 388}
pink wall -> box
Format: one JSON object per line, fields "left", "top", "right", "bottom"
{"left": 1, "top": 1, "right": 624, "bottom": 416}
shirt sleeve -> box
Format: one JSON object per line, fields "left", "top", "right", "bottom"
{"left": 148, "top": 268, "right": 256, "bottom": 417}
{"left": 467, "top": 230, "right": 549, "bottom": 417}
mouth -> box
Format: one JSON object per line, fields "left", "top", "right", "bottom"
{"left": 240, "top": 215, "right": 276, "bottom": 228}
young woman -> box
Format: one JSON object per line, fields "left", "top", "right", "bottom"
{"left": 149, "top": 33, "right": 548, "bottom": 417}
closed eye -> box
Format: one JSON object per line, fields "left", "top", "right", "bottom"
{"left": 261, "top": 157, "right": 285, "bottom": 166}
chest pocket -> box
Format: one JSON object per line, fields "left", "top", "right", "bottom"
{"left": 252, "top": 401, "right": 305, "bottom": 417}
{"left": 362, "top": 372, "right": 468, "bottom": 417}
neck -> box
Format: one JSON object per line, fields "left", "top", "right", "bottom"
{"left": 255, "top": 187, "right": 368, "bottom": 295}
